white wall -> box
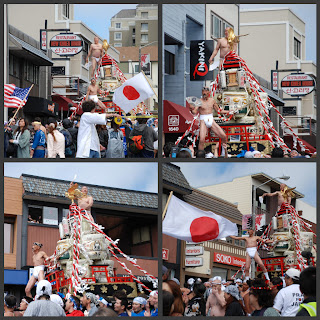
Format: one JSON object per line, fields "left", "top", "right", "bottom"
{"left": 296, "top": 199, "right": 316, "bottom": 224}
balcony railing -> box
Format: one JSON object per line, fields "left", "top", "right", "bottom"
{"left": 282, "top": 116, "right": 316, "bottom": 136}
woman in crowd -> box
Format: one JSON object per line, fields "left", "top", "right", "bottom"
{"left": 249, "top": 278, "right": 280, "bottom": 316}
{"left": 163, "top": 280, "right": 185, "bottom": 316}
{"left": 9, "top": 118, "right": 31, "bottom": 158}
{"left": 47, "top": 121, "right": 65, "bottom": 158}
{"left": 224, "top": 284, "right": 245, "bottom": 316}
{"left": 184, "top": 282, "right": 206, "bottom": 316}
{"left": 106, "top": 118, "right": 125, "bottom": 158}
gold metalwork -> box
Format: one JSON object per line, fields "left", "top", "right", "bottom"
{"left": 281, "top": 186, "right": 296, "bottom": 202}
{"left": 101, "top": 285, "right": 108, "bottom": 294}
{"left": 102, "top": 40, "right": 110, "bottom": 52}
{"left": 65, "top": 183, "right": 84, "bottom": 203}
{"left": 227, "top": 28, "right": 240, "bottom": 51}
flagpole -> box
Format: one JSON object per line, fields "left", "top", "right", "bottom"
{"left": 141, "top": 70, "right": 158, "bottom": 99}
{"left": 162, "top": 191, "right": 173, "bottom": 221}
{"left": 8, "top": 84, "right": 34, "bottom": 126}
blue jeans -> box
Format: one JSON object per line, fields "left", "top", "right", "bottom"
{"left": 89, "top": 149, "right": 100, "bottom": 158}
{"left": 33, "top": 149, "right": 45, "bottom": 158}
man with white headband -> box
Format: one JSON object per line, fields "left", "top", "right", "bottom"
{"left": 206, "top": 276, "right": 226, "bottom": 316}
{"left": 65, "top": 294, "right": 84, "bottom": 316}
{"left": 145, "top": 291, "right": 158, "bottom": 316}
{"left": 131, "top": 296, "right": 147, "bottom": 316}
{"left": 19, "top": 296, "right": 33, "bottom": 316}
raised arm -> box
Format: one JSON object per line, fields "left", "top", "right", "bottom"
{"left": 209, "top": 40, "right": 221, "bottom": 64}
{"left": 262, "top": 191, "right": 279, "bottom": 198}
{"left": 230, "top": 235, "right": 245, "bottom": 241}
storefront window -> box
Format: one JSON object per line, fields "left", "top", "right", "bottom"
{"left": 43, "top": 207, "right": 58, "bottom": 225}
{"left": 212, "top": 267, "right": 227, "bottom": 280}
{"left": 28, "top": 205, "right": 58, "bottom": 225}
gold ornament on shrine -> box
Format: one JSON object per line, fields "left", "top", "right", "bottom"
{"left": 227, "top": 28, "right": 240, "bottom": 51}
{"left": 103, "top": 40, "right": 110, "bottom": 52}
{"left": 65, "top": 183, "right": 84, "bottom": 203}
{"left": 281, "top": 186, "right": 296, "bottom": 202}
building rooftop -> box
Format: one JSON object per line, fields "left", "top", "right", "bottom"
{"left": 118, "top": 46, "right": 158, "bottom": 62}
{"left": 21, "top": 174, "right": 158, "bottom": 210}
{"left": 112, "top": 9, "right": 136, "bottom": 19}
{"left": 163, "top": 163, "right": 192, "bottom": 194}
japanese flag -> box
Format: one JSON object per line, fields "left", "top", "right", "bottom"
{"left": 113, "top": 72, "right": 154, "bottom": 113}
{"left": 163, "top": 195, "right": 238, "bottom": 243}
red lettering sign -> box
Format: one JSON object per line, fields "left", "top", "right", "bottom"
{"left": 214, "top": 252, "right": 245, "bottom": 267}
{"left": 162, "top": 248, "right": 169, "bottom": 261}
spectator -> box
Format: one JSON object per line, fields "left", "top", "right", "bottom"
{"left": 131, "top": 297, "right": 147, "bottom": 316}
{"left": 271, "top": 147, "right": 284, "bottom": 158}
{"left": 249, "top": 279, "right": 280, "bottom": 316}
{"left": 65, "top": 295, "right": 84, "bottom": 316}
{"left": 196, "top": 149, "right": 206, "bottom": 158}
{"left": 80, "top": 292, "right": 99, "bottom": 316}
{"left": 273, "top": 268, "right": 303, "bottom": 316}
{"left": 30, "top": 121, "right": 46, "bottom": 158}
{"left": 92, "top": 308, "right": 117, "bottom": 316}
{"left": 177, "top": 149, "right": 192, "bottom": 158}
{"left": 60, "top": 119, "right": 74, "bottom": 158}
{"left": 145, "top": 290, "right": 158, "bottom": 317}
{"left": 4, "top": 294, "right": 21, "bottom": 317}
{"left": 296, "top": 266, "right": 316, "bottom": 316}
{"left": 64, "top": 118, "right": 78, "bottom": 156}
{"left": 96, "top": 125, "right": 108, "bottom": 158}
{"left": 223, "top": 285, "right": 245, "bottom": 316}
{"left": 106, "top": 118, "right": 125, "bottom": 158}
{"left": 47, "top": 121, "right": 65, "bottom": 158}
{"left": 290, "top": 149, "right": 301, "bottom": 158}
{"left": 113, "top": 297, "right": 129, "bottom": 316}
{"left": 184, "top": 281, "right": 206, "bottom": 316}
{"left": 270, "top": 277, "right": 283, "bottom": 298}
{"left": 162, "top": 280, "right": 185, "bottom": 316}
{"left": 23, "top": 280, "right": 66, "bottom": 316}
{"left": 163, "top": 291, "right": 175, "bottom": 316}
{"left": 163, "top": 142, "right": 175, "bottom": 158}
{"left": 9, "top": 118, "right": 31, "bottom": 158}
{"left": 19, "top": 296, "right": 33, "bottom": 316}
{"left": 34, "top": 117, "right": 47, "bottom": 138}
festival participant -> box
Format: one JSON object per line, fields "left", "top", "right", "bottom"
{"left": 261, "top": 183, "right": 294, "bottom": 206}
{"left": 240, "top": 280, "right": 254, "bottom": 315}
{"left": 76, "top": 100, "right": 119, "bottom": 158}
{"left": 30, "top": 121, "right": 46, "bottom": 158}
{"left": 85, "top": 78, "right": 107, "bottom": 111}
{"left": 25, "top": 242, "right": 52, "bottom": 298}
{"left": 194, "top": 87, "right": 228, "bottom": 151}
{"left": 9, "top": 118, "right": 31, "bottom": 158}
{"left": 19, "top": 296, "right": 33, "bottom": 316}
{"left": 81, "top": 292, "right": 99, "bottom": 316}
{"left": 65, "top": 295, "right": 84, "bottom": 316}
{"left": 184, "top": 282, "right": 206, "bottom": 316}
{"left": 114, "top": 297, "right": 129, "bottom": 316}
{"left": 209, "top": 27, "right": 239, "bottom": 66}
{"left": 131, "top": 297, "right": 147, "bottom": 316}
{"left": 4, "top": 295, "right": 21, "bottom": 317}
{"left": 86, "top": 36, "right": 104, "bottom": 78}
{"left": 206, "top": 277, "right": 226, "bottom": 316}
{"left": 144, "top": 291, "right": 158, "bottom": 317}
{"left": 273, "top": 268, "right": 303, "bottom": 316}
{"left": 224, "top": 285, "right": 245, "bottom": 316}
{"left": 230, "top": 229, "right": 273, "bottom": 282}
{"left": 24, "top": 280, "right": 66, "bottom": 316}
{"left": 270, "top": 277, "right": 283, "bottom": 298}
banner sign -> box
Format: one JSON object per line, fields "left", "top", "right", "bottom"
{"left": 242, "top": 214, "right": 266, "bottom": 233}
{"left": 272, "top": 71, "right": 278, "bottom": 91}
{"left": 40, "top": 30, "right": 47, "bottom": 50}
{"left": 50, "top": 33, "right": 83, "bottom": 56}
{"left": 214, "top": 252, "right": 245, "bottom": 267}
{"left": 141, "top": 54, "right": 151, "bottom": 76}
{"left": 281, "top": 73, "right": 315, "bottom": 96}
{"left": 190, "top": 40, "right": 213, "bottom": 81}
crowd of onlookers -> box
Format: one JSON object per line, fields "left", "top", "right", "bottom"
{"left": 4, "top": 280, "right": 158, "bottom": 317}
{"left": 163, "top": 266, "right": 316, "bottom": 316}
{"left": 4, "top": 102, "right": 158, "bottom": 159}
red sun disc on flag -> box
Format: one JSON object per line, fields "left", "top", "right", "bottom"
{"left": 123, "top": 86, "right": 140, "bottom": 100}
{"left": 190, "top": 217, "right": 220, "bottom": 242}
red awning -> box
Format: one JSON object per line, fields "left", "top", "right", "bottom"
{"left": 51, "top": 94, "right": 78, "bottom": 112}
{"left": 163, "top": 100, "right": 195, "bottom": 133}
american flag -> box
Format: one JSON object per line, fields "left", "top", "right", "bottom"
{"left": 4, "top": 84, "right": 31, "bottom": 108}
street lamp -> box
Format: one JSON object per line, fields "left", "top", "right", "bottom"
{"left": 251, "top": 175, "right": 290, "bottom": 278}
{"left": 139, "top": 41, "right": 158, "bottom": 72}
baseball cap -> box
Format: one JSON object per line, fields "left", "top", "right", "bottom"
{"left": 285, "top": 268, "right": 300, "bottom": 280}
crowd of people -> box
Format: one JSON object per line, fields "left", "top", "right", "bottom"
{"left": 4, "top": 280, "right": 158, "bottom": 317}
{"left": 4, "top": 101, "right": 158, "bottom": 159}
{"left": 162, "top": 266, "right": 316, "bottom": 317}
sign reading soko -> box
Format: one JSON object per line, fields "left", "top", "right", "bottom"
{"left": 50, "top": 33, "right": 83, "bottom": 56}
{"left": 281, "top": 73, "right": 315, "bottom": 96}
{"left": 214, "top": 252, "right": 245, "bottom": 267}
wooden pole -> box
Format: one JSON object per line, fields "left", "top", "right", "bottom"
{"left": 141, "top": 70, "right": 158, "bottom": 99}
{"left": 8, "top": 84, "right": 34, "bottom": 126}
{"left": 162, "top": 191, "right": 173, "bottom": 221}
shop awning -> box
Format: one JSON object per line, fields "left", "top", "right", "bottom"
{"left": 4, "top": 269, "right": 29, "bottom": 285}
{"left": 23, "top": 96, "right": 58, "bottom": 116}
{"left": 260, "top": 86, "right": 285, "bottom": 106}
{"left": 163, "top": 100, "right": 195, "bottom": 133}
{"left": 9, "top": 34, "right": 53, "bottom": 66}
{"left": 51, "top": 94, "right": 78, "bottom": 112}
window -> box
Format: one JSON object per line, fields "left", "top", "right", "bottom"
{"left": 115, "top": 22, "right": 121, "bottom": 29}
{"left": 141, "top": 23, "right": 148, "bottom": 31}
{"left": 133, "top": 28, "right": 136, "bottom": 35}
{"left": 132, "top": 226, "right": 150, "bottom": 244}
{"left": 283, "top": 106, "right": 297, "bottom": 116}
{"left": 211, "top": 12, "right": 232, "bottom": 39}
{"left": 24, "top": 61, "right": 39, "bottom": 84}
{"left": 62, "top": 208, "right": 69, "bottom": 219}
{"left": 28, "top": 205, "right": 43, "bottom": 224}
{"left": 28, "top": 205, "right": 58, "bottom": 225}
{"left": 114, "top": 43, "right": 122, "bottom": 47}
{"left": 165, "top": 50, "right": 175, "bottom": 75}
{"left": 114, "top": 32, "right": 122, "bottom": 40}
{"left": 141, "top": 34, "right": 148, "bottom": 42}
{"left": 62, "top": 4, "right": 70, "bottom": 19}
{"left": 43, "top": 207, "right": 58, "bottom": 225}
{"left": 294, "top": 38, "right": 301, "bottom": 59}
{"left": 82, "top": 41, "right": 89, "bottom": 65}
{"left": 141, "top": 12, "right": 148, "bottom": 19}
{"left": 9, "top": 54, "right": 20, "bottom": 78}
{"left": 132, "top": 39, "right": 135, "bottom": 45}
{"left": 4, "top": 217, "right": 15, "bottom": 254}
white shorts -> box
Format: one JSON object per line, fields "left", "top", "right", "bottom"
{"left": 200, "top": 114, "right": 214, "bottom": 128}
{"left": 93, "top": 57, "right": 100, "bottom": 62}
{"left": 33, "top": 265, "right": 45, "bottom": 279}
{"left": 246, "top": 247, "right": 257, "bottom": 259}
{"left": 89, "top": 95, "right": 99, "bottom": 103}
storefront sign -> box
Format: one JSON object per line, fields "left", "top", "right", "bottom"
{"left": 50, "top": 33, "right": 83, "bottom": 56}
{"left": 272, "top": 71, "right": 278, "bottom": 90}
{"left": 141, "top": 54, "right": 151, "bottom": 76}
{"left": 185, "top": 257, "right": 203, "bottom": 267}
{"left": 214, "top": 253, "right": 245, "bottom": 267}
{"left": 281, "top": 73, "right": 315, "bottom": 96}
{"left": 40, "top": 30, "right": 47, "bottom": 50}
{"left": 185, "top": 246, "right": 204, "bottom": 256}
{"left": 162, "top": 248, "right": 169, "bottom": 260}
{"left": 190, "top": 40, "right": 213, "bottom": 81}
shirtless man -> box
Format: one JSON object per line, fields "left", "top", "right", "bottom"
{"left": 25, "top": 242, "right": 51, "bottom": 297}
{"left": 206, "top": 277, "right": 226, "bottom": 316}
{"left": 230, "top": 229, "right": 273, "bottom": 282}
{"left": 195, "top": 87, "right": 228, "bottom": 151}
{"left": 209, "top": 27, "right": 238, "bottom": 67}
{"left": 86, "top": 36, "right": 104, "bottom": 78}
{"left": 86, "top": 78, "right": 107, "bottom": 111}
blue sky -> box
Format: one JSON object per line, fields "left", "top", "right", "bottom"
{"left": 240, "top": 4, "right": 316, "bottom": 63}
{"left": 4, "top": 163, "right": 158, "bottom": 194}
{"left": 175, "top": 162, "right": 316, "bottom": 207}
